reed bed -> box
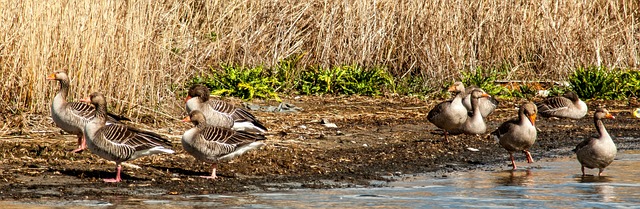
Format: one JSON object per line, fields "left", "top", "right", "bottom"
{"left": 0, "top": 0, "right": 638, "bottom": 127}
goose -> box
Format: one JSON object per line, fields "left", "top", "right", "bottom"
{"left": 182, "top": 110, "right": 266, "bottom": 179}
{"left": 491, "top": 102, "right": 537, "bottom": 170}
{"left": 185, "top": 84, "right": 267, "bottom": 133}
{"left": 536, "top": 91, "right": 587, "bottom": 119}
{"left": 574, "top": 108, "right": 616, "bottom": 176}
{"left": 427, "top": 82, "right": 468, "bottom": 141}
{"left": 462, "top": 86, "right": 499, "bottom": 118}
{"left": 81, "top": 92, "right": 174, "bottom": 182}
{"left": 452, "top": 89, "right": 490, "bottom": 135}
{"left": 47, "top": 71, "right": 129, "bottom": 153}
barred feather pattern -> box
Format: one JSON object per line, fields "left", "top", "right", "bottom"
{"left": 182, "top": 113, "right": 266, "bottom": 163}
{"left": 536, "top": 91, "right": 587, "bottom": 119}
{"left": 85, "top": 93, "right": 173, "bottom": 163}
{"left": 51, "top": 74, "right": 128, "bottom": 137}
{"left": 185, "top": 85, "right": 267, "bottom": 132}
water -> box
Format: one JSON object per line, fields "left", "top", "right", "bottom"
{"left": 3, "top": 151, "right": 640, "bottom": 208}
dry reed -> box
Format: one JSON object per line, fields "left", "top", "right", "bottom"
{"left": 0, "top": 0, "right": 638, "bottom": 127}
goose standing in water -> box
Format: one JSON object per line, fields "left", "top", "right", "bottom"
{"left": 82, "top": 92, "right": 174, "bottom": 182}
{"left": 47, "top": 71, "right": 129, "bottom": 153}
{"left": 574, "top": 108, "right": 616, "bottom": 176}
{"left": 427, "top": 82, "right": 468, "bottom": 141}
{"left": 462, "top": 86, "right": 499, "bottom": 118}
{"left": 452, "top": 89, "right": 491, "bottom": 135}
{"left": 491, "top": 102, "right": 537, "bottom": 170}
{"left": 182, "top": 110, "right": 266, "bottom": 179}
{"left": 536, "top": 91, "right": 587, "bottom": 119}
{"left": 186, "top": 84, "right": 267, "bottom": 133}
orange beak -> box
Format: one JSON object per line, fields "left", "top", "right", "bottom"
{"left": 447, "top": 85, "right": 456, "bottom": 92}
{"left": 79, "top": 97, "right": 90, "bottom": 103}
{"left": 184, "top": 95, "right": 192, "bottom": 103}
{"left": 481, "top": 93, "right": 490, "bottom": 98}
{"left": 181, "top": 116, "right": 191, "bottom": 122}
{"left": 46, "top": 73, "right": 56, "bottom": 80}
{"left": 529, "top": 114, "right": 537, "bottom": 126}
{"left": 606, "top": 113, "right": 615, "bottom": 119}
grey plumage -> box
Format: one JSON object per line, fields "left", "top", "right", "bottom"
{"left": 462, "top": 86, "right": 499, "bottom": 118}
{"left": 47, "top": 71, "right": 129, "bottom": 153}
{"left": 452, "top": 89, "right": 490, "bottom": 135}
{"left": 186, "top": 84, "right": 267, "bottom": 133}
{"left": 491, "top": 102, "right": 538, "bottom": 170}
{"left": 536, "top": 91, "right": 588, "bottom": 119}
{"left": 427, "top": 82, "right": 468, "bottom": 141}
{"left": 182, "top": 110, "right": 266, "bottom": 179}
{"left": 574, "top": 108, "right": 616, "bottom": 176}
{"left": 83, "top": 92, "right": 174, "bottom": 182}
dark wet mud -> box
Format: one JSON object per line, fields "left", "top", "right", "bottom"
{"left": 0, "top": 96, "right": 638, "bottom": 200}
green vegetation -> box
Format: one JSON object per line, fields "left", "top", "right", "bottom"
{"left": 188, "top": 62, "right": 394, "bottom": 101}
{"left": 189, "top": 65, "right": 281, "bottom": 101}
{"left": 569, "top": 66, "right": 640, "bottom": 100}
{"left": 461, "top": 67, "right": 507, "bottom": 96}
{"left": 297, "top": 65, "right": 394, "bottom": 95}
{"left": 188, "top": 63, "right": 640, "bottom": 102}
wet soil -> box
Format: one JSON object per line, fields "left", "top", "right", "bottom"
{"left": 0, "top": 95, "right": 639, "bottom": 201}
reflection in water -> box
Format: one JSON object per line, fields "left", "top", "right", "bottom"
{"left": 2, "top": 152, "right": 640, "bottom": 208}
{"left": 495, "top": 169, "right": 534, "bottom": 186}
{"left": 575, "top": 175, "right": 617, "bottom": 202}
{"left": 577, "top": 175, "right": 612, "bottom": 183}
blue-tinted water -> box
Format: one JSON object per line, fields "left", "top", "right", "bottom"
{"left": 3, "top": 150, "right": 640, "bottom": 208}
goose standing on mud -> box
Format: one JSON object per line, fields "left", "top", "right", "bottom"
{"left": 47, "top": 71, "right": 129, "bottom": 153}
{"left": 427, "top": 82, "right": 468, "bottom": 141}
{"left": 574, "top": 108, "right": 616, "bottom": 176}
{"left": 491, "top": 102, "right": 538, "bottom": 170}
{"left": 462, "top": 86, "right": 499, "bottom": 118}
{"left": 182, "top": 110, "right": 266, "bottom": 179}
{"left": 186, "top": 84, "right": 267, "bottom": 133}
{"left": 452, "top": 89, "right": 491, "bottom": 135}
{"left": 536, "top": 91, "right": 587, "bottom": 119}
{"left": 81, "top": 92, "right": 174, "bottom": 182}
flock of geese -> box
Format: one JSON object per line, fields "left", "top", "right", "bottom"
{"left": 48, "top": 72, "right": 268, "bottom": 182}
{"left": 427, "top": 82, "right": 616, "bottom": 176}
{"left": 47, "top": 72, "right": 617, "bottom": 183}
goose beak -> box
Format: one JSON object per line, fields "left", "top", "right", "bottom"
{"left": 529, "top": 114, "right": 537, "bottom": 126}
{"left": 447, "top": 85, "right": 456, "bottom": 92}
{"left": 606, "top": 113, "right": 615, "bottom": 119}
{"left": 46, "top": 73, "right": 56, "bottom": 80}
{"left": 481, "top": 93, "right": 490, "bottom": 98}
{"left": 79, "top": 97, "right": 90, "bottom": 103}
{"left": 181, "top": 116, "right": 191, "bottom": 122}
{"left": 184, "top": 95, "right": 192, "bottom": 103}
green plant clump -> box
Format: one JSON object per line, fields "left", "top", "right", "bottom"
{"left": 297, "top": 65, "right": 394, "bottom": 95}
{"left": 568, "top": 66, "right": 639, "bottom": 100}
{"left": 189, "top": 65, "right": 281, "bottom": 101}
{"left": 461, "top": 66, "right": 507, "bottom": 96}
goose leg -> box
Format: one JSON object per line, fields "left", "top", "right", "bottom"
{"left": 71, "top": 134, "right": 86, "bottom": 153}
{"left": 104, "top": 163, "right": 123, "bottom": 183}
{"left": 201, "top": 163, "right": 218, "bottom": 179}
{"left": 510, "top": 153, "right": 517, "bottom": 170}
{"left": 581, "top": 166, "right": 586, "bottom": 176}
{"left": 598, "top": 168, "right": 605, "bottom": 177}
{"left": 443, "top": 131, "right": 449, "bottom": 143}
{"left": 523, "top": 150, "right": 534, "bottom": 163}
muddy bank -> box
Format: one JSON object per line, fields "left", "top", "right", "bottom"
{"left": 0, "top": 96, "right": 638, "bottom": 200}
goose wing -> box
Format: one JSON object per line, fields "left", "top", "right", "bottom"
{"left": 537, "top": 96, "right": 571, "bottom": 114}
{"left": 199, "top": 126, "right": 265, "bottom": 145}
{"left": 99, "top": 124, "right": 173, "bottom": 151}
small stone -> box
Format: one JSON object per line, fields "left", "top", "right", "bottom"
{"left": 466, "top": 147, "right": 480, "bottom": 152}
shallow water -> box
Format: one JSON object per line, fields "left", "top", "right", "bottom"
{"left": 3, "top": 150, "right": 640, "bottom": 208}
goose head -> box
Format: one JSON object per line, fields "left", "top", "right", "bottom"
{"left": 521, "top": 102, "right": 538, "bottom": 126}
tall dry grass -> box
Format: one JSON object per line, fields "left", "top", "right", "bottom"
{"left": 0, "top": 0, "right": 638, "bottom": 129}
